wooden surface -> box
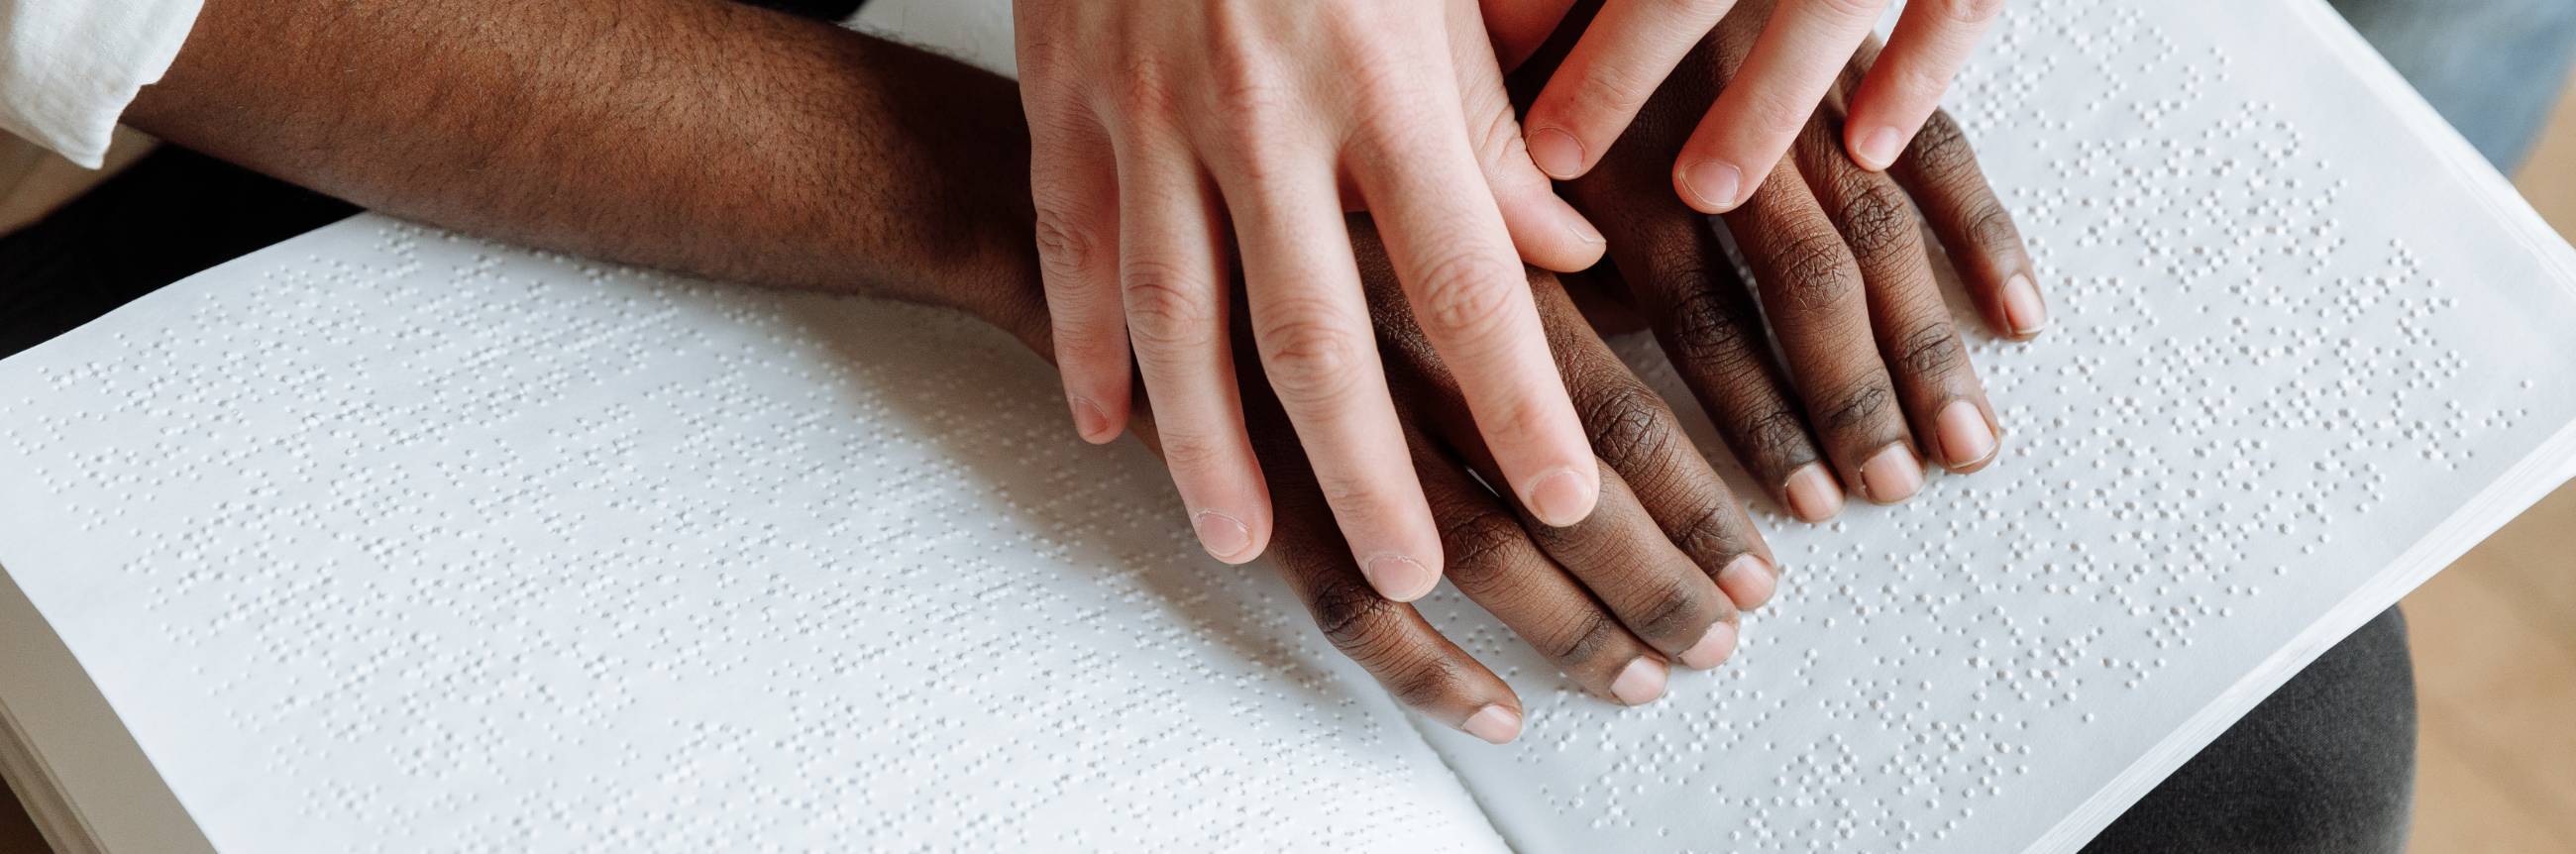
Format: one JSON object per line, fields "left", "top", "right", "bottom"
{"left": 2405, "top": 487, "right": 2576, "bottom": 854}
{"left": 2400, "top": 66, "right": 2576, "bottom": 854}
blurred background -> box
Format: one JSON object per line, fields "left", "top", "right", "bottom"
{"left": 2403, "top": 63, "right": 2576, "bottom": 851}
{"left": 1, "top": 49, "right": 2573, "bottom": 854}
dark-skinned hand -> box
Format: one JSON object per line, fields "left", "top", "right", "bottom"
{"left": 1513, "top": 0, "right": 2047, "bottom": 522}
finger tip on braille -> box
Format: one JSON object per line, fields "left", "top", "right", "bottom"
{"left": 1783, "top": 465, "right": 1845, "bottom": 522}
{"left": 1461, "top": 704, "right": 1523, "bottom": 745}
{"left": 1068, "top": 394, "right": 1120, "bottom": 444}
{"left": 1192, "top": 510, "right": 1257, "bottom": 563}
{"left": 2002, "top": 272, "right": 2049, "bottom": 336}
{"left": 1678, "top": 620, "right": 1739, "bottom": 670}
{"left": 1610, "top": 657, "right": 1669, "bottom": 705}
{"left": 1718, "top": 554, "right": 1777, "bottom": 610}
{"left": 1936, "top": 400, "right": 2000, "bottom": 471}
{"left": 1861, "top": 444, "right": 1926, "bottom": 504}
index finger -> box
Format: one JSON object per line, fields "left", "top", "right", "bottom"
{"left": 1670, "top": 0, "right": 1888, "bottom": 213}
{"left": 1841, "top": 0, "right": 2003, "bottom": 170}
{"left": 1517, "top": 0, "right": 1741, "bottom": 180}
{"left": 1349, "top": 97, "right": 1601, "bottom": 531}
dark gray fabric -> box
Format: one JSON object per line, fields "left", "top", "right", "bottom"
{"left": 2080, "top": 609, "right": 2417, "bottom": 854}
{"left": 2327, "top": 0, "right": 2576, "bottom": 169}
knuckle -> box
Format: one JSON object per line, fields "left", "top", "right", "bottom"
{"left": 1575, "top": 380, "right": 1674, "bottom": 471}
{"left": 1964, "top": 203, "right": 2026, "bottom": 255}
{"left": 1198, "top": 72, "right": 1299, "bottom": 161}
{"left": 1112, "top": 58, "right": 1183, "bottom": 120}
{"left": 1032, "top": 207, "right": 1096, "bottom": 277}
{"left": 1771, "top": 229, "right": 1860, "bottom": 313}
{"left": 1051, "top": 322, "right": 1126, "bottom": 370}
{"left": 1895, "top": 322, "right": 1966, "bottom": 380}
{"left": 1667, "top": 286, "right": 1756, "bottom": 365}
{"left": 1465, "top": 95, "right": 1528, "bottom": 169}
{"left": 1672, "top": 499, "right": 1747, "bottom": 569}
{"left": 1438, "top": 508, "right": 1529, "bottom": 588}
{"left": 1624, "top": 580, "right": 1711, "bottom": 644}
{"left": 1412, "top": 251, "right": 1525, "bottom": 341}
{"left": 1543, "top": 609, "right": 1619, "bottom": 667}
{"left": 1830, "top": 172, "right": 1921, "bottom": 261}
{"left": 1203, "top": 37, "right": 1280, "bottom": 108}
{"left": 1256, "top": 313, "right": 1367, "bottom": 404}
{"left": 1741, "top": 405, "right": 1817, "bottom": 466}
{"left": 1121, "top": 262, "right": 1217, "bottom": 351}
{"left": 1821, "top": 381, "right": 1896, "bottom": 432}
{"left": 1157, "top": 431, "right": 1231, "bottom": 478}
{"left": 1311, "top": 577, "right": 1406, "bottom": 655}
{"left": 1906, "top": 113, "right": 1978, "bottom": 181}
{"left": 1384, "top": 658, "right": 1470, "bottom": 711}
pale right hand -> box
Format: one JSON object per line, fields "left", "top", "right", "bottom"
{"left": 1012, "top": 0, "right": 1618, "bottom": 601}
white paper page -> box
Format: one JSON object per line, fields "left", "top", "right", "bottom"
{"left": 1, "top": 9, "right": 1506, "bottom": 852}
{"left": 0, "top": 223, "right": 1509, "bottom": 852}
{"left": 1408, "top": 0, "right": 2576, "bottom": 852}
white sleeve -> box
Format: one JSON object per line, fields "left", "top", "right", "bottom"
{"left": 2, "top": 0, "right": 206, "bottom": 169}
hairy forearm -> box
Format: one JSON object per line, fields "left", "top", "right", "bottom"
{"left": 128, "top": 0, "right": 1047, "bottom": 342}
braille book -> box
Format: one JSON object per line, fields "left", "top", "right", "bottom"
{"left": 5, "top": 0, "right": 2576, "bottom": 851}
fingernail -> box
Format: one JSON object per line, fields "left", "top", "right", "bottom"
{"left": 1361, "top": 553, "right": 1440, "bottom": 602}
{"left": 2002, "top": 272, "right": 2048, "bottom": 336}
{"left": 1680, "top": 160, "right": 1743, "bottom": 212}
{"left": 1716, "top": 553, "right": 1777, "bottom": 610}
{"left": 1192, "top": 510, "right": 1253, "bottom": 563}
{"left": 1461, "top": 704, "right": 1523, "bottom": 745}
{"left": 1610, "top": 657, "right": 1668, "bottom": 705}
{"left": 1068, "top": 394, "right": 1113, "bottom": 444}
{"left": 1782, "top": 464, "right": 1844, "bottom": 522}
{"left": 1854, "top": 126, "right": 1904, "bottom": 170}
{"left": 1569, "top": 215, "right": 1606, "bottom": 246}
{"left": 1936, "top": 400, "right": 1998, "bottom": 470}
{"left": 1861, "top": 444, "right": 1925, "bottom": 503}
{"left": 1527, "top": 127, "right": 1585, "bottom": 180}
{"left": 1525, "top": 467, "right": 1598, "bottom": 528}
{"left": 1678, "top": 621, "right": 1739, "bottom": 670}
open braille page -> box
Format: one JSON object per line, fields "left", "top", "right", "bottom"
{"left": 1406, "top": 0, "right": 2576, "bottom": 852}
{"left": 2, "top": 2, "right": 2575, "bottom": 854}
{"left": 0, "top": 220, "right": 1509, "bottom": 853}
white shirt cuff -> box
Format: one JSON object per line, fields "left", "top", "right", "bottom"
{"left": 3, "top": 0, "right": 207, "bottom": 169}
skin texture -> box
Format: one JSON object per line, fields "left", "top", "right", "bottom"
{"left": 1494, "top": 0, "right": 2006, "bottom": 214}
{"left": 1016, "top": 0, "right": 1611, "bottom": 594}
{"left": 122, "top": 0, "right": 2037, "bottom": 738}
